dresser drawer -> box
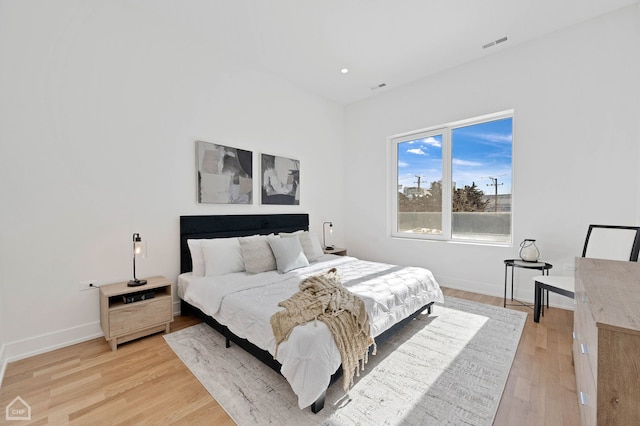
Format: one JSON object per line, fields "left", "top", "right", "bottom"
{"left": 574, "top": 333, "right": 597, "bottom": 426}
{"left": 578, "top": 381, "right": 597, "bottom": 426}
{"left": 574, "top": 258, "right": 640, "bottom": 426}
{"left": 576, "top": 302, "right": 598, "bottom": 379}
{"left": 109, "top": 296, "right": 172, "bottom": 337}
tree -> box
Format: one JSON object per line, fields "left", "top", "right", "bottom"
{"left": 452, "top": 182, "right": 488, "bottom": 212}
{"left": 399, "top": 180, "right": 487, "bottom": 212}
{"left": 399, "top": 180, "right": 441, "bottom": 212}
{"left": 423, "top": 180, "right": 442, "bottom": 212}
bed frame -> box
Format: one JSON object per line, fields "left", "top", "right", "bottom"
{"left": 179, "top": 213, "right": 433, "bottom": 413}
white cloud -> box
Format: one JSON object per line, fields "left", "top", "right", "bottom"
{"left": 422, "top": 137, "right": 441, "bottom": 147}
{"left": 407, "top": 148, "right": 426, "bottom": 155}
{"left": 477, "top": 133, "right": 512, "bottom": 143}
{"left": 452, "top": 158, "right": 482, "bottom": 167}
{"left": 398, "top": 161, "right": 409, "bottom": 167}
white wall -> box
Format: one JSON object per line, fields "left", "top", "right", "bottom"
{"left": 344, "top": 6, "right": 640, "bottom": 304}
{"left": 0, "top": 1, "right": 345, "bottom": 369}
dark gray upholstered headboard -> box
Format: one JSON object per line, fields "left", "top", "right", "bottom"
{"left": 179, "top": 214, "right": 309, "bottom": 274}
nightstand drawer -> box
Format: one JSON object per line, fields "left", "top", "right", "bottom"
{"left": 324, "top": 247, "right": 347, "bottom": 256}
{"left": 100, "top": 276, "right": 174, "bottom": 350}
{"left": 109, "top": 296, "right": 172, "bottom": 337}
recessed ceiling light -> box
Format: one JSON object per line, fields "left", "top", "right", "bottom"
{"left": 340, "top": 68, "right": 349, "bottom": 74}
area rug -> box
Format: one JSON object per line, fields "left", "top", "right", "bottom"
{"left": 164, "top": 297, "right": 526, "bottom": 425}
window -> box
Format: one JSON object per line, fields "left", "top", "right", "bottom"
{"left": 391, "top": 111, "right": 513, "bottom": 243}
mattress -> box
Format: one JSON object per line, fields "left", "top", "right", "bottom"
{"left": 181, "top": 255, "right": 443, "bottom": 409}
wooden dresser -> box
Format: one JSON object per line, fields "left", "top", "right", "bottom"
{"left": 573, "top": 258, "right": 640, "bottom": 425}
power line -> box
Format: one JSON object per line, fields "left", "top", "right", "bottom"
{"left": 485, "top": 176, "right": 503, "bottom": 212}
{"left": 414, "top": 175, "right": 423, "bottom": 189}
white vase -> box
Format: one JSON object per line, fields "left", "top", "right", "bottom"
{"left": 519, "top": 239, "right": 540, "bottom": 262}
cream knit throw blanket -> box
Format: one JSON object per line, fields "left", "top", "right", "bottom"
{"left": 270, "top": 268, "right": 376, "bottom": 393}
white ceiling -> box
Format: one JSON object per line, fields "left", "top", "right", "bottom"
{"left": 135, "top": 0, "right": 638, "bottom": 105}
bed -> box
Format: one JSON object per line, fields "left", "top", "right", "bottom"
{"left": 178, "top": 214, "right": 444, "bottom": 413}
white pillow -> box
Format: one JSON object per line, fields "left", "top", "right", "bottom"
{"left": 279, "top": 231, "right": 323, "bottom": 262}
{"left": 202, "top": 238, "right": 245, "bottom": 276}
{"left": 268, "top": 236, "right": 309, "bottom": 273}
{"left": 187, "top": 239, "right": 206, "bottom": 277}
{"left": 238, "top": 235, "right": 277, "bottom": 274}
{"left": 278, "top": 230, "right": 303, "bottom": 237}
{"left": 307, "top": 232, "right": 325, "bottom": 260}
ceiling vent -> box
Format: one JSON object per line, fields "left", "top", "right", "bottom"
{"left": 483, "top": 36, "right": 508, "bottom": 49}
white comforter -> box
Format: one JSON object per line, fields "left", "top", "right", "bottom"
{"left": 183, "top": 255, "right": 443, "bottom": 409}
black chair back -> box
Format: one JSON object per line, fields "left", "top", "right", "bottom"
{"left": 582, "top": 225, "right": 640, "bottom": 261}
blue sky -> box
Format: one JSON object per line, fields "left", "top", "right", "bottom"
{"left": 397, "top": 117, "right": 512, "bottom": 195}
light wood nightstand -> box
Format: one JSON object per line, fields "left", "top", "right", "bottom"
{"left": 99, "top": 276, "right": 173, "bottom": 351}
{"left": 324, "top": 247, "right": 347, "bottom": 256}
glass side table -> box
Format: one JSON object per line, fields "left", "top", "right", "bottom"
{"left": 504, "top": 259, "right": 553, "bottom": 308}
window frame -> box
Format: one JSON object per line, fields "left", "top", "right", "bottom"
{"left": 389, "top": 110, "right": 513, "bottom": 243}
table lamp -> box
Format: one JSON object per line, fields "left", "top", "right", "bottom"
{"left": 128, "top": 233, "right": 147, "bottom": 286}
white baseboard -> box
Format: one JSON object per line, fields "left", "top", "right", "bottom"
{"left": 0, "top": 304, "right": 185, "bottom": 387}
{"left": 0, "top": 344, "right": 6, "bottom": 388}
{"left": 438, "top": 278, "right": 575, "bottom": 311}
{"left": 0, "top": 322, "right": 103, "bottom": 387}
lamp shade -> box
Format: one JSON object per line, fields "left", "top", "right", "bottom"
{"left": 128, "top": 233, "right": 147, "bottom": 287}
{"left": 133, "top": 234, "right": 147, "bottom": 258}
{"left": 323, "top": 222, "right": 334, "bottom": 250}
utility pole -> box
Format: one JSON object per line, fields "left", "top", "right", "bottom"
{"left": 486, "top": 176, "right": 503, "bottom": 212}
{"left": 414, "top": 175, "right": 422, "bottom": 189}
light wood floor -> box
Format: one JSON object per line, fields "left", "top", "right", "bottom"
{"left": 0, "top": 288, "right": 578, "bottom": 425}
